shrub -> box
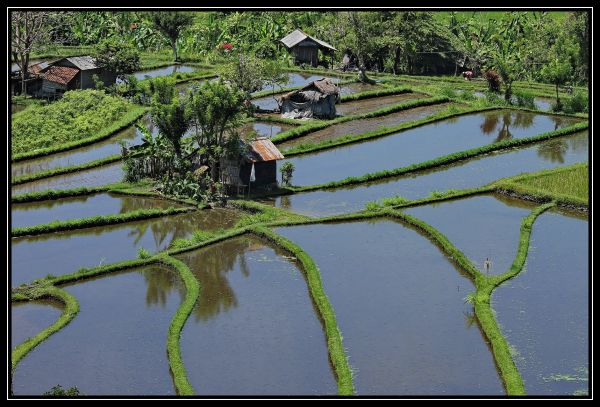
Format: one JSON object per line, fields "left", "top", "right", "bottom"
{"left": 280, "top": 162, "right": 295, "bottom": 186}
{"left": 43, "top": 385, "right": 81, "bottom": 396}
{"left": 137, "top": 247, "right": 152, "bottom": 259}
{"left": 512, "top": 90, "right": 535, "bottom": 109}
{"left": 562, "top": 91, "right": 588, "bottom": 114}
{"left": 484, "top": 69, "right": 501, "bottom": 93}
{"left": 439, "top": 85, "right": 458, "bottom": 98}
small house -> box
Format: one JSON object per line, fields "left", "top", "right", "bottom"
{"left": 221, "top": 137, "right": 285, "bottom": 194}
{"left": 277, "top": 78, "right": 340, "bottom": 119}
{"left": 52, "top": 56, "right": 116, "bottom": 89}
{"left": 280, "top": 29, "right": 337, "bottom": 67}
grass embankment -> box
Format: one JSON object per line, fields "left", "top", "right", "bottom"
{"left": 249, "top": 226, "right": 354, "bottom": 395}
{"left": 492, "top": 163, "right": 588, "bottom": 209}
{"left": 289, "top": 121, "right": 588, "bottom": 192}
{"left": 156, "top": 255, "right": 198, "bottom": 396}
{"left": 384, "top": 204, "right": 553, "bottom": 395}
{"left": 12, "top": 92, "right": 149, "bottom": 162}
{"left": 11, "top": 285, "right": 79, "bottom": 372}
{"left": 11, "top": 207, "right": 194, "bottom": 238}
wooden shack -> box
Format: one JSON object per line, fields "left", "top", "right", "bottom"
{"left": 277, "top": 78, "right": 340, "bottom": 119}
{"left": 280, "top": 29, "right": 337, "bottom": 67}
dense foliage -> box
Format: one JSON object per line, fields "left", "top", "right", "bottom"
{"left": 12, "top": 90, "right": 132, "bottom": 155}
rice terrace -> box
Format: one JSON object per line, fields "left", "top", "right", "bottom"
{"left": 9, "top": 7, "right": 590, "bottom": 399}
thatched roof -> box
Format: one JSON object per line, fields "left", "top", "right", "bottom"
{"left": 278, "top": 78, "right": 340, "bottom": 103}
{"left": 280, "top": 29, "right": 337, "bottom": 52}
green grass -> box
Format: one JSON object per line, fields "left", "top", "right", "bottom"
{"left": 11, "top": 286, "right": 80, "bottom": 372}
{"left": 250, "top": 226, "right": 354, "bottom": 395}
{"left": 493, "top": 163, "right": 588, "bottom": 208}
{"left": 156, "top": 255, "right": 199, "bottom": 396}
{"left": 12, "top": 207, "right": 194, "bottom": 238}
{"left": 12, "top": 103, "right": 149, "bottom": 162}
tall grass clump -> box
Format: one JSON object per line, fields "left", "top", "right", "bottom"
{"left": 512, "top": 90, "right": 536, "bottom": 109}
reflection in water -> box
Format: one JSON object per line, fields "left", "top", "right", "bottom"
{"left": 537, "top": 139, "right": 569, "bottom": 163}
{"left": 138, "top": 265, "right": 185, "bottom": 307}
{"left": 177, "top": 237, "right": 262, "bottom": 321}
{"left": 480, "top": 111, "right": 537, "bottom": 142}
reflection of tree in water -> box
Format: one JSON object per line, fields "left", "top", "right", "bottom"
{"left": 178, "top": 237, "right": 260, "bottom": 322}
{"left": 126, "top": 210, "right": 239, "bottom": 250}
{"left": 480, "top": 111, "right": 537, "bottom": 143}
{"left": 537, "top": 139, "right": 568, "bottom": 163}
{"left": 117, "top": 194, "right": 174, "bottom": 214}
{"left": 279, "top": 195, "right": 291, "bottom": 210}
{"left": 138, "top": 265, "right": 185, "bottom": 307}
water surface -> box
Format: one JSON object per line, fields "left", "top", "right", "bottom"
{"left": 263, "top": 131, "right": 588, "bottom": 217}
{"left": 276, "top": 220, "right": 504, "bottom": 395}
{"left": 11, "top": 208, "right": 239, "bottom": 286}
{"left": 128, "top": 64, "right": 196, "bottom": 81}
{"left": 11, "top": 300, "right": 63, "bottom": 348}
{"left": 281, "top": 110, "right": 582, "bottom": 186}
{"left": 336, "top": 92, "right": 427, "bottom": 116}
{"left": 176, "top": 236, "right": 337, "bottom": 395}
{"left": 492, "top": 211, "right": 588, "bottom": 395}
{"left": 12, "top": 266, "right": 183, "bottom": 395}
{"left": 11, "top": 192, "right": 186, "bottom": 229}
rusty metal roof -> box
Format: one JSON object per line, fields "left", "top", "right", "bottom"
{"left": 247, "top": 137, "right": 285, "bottom": 162}
{"left": 42, "top": 66, "right": 79, "bottom": 86}
{"left": 280, "top": 29, "right": 337, "bottom": 52}
{"left": 29, "top": 61, "right": 51, "bottom": 75}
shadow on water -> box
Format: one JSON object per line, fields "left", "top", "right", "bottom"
{"left": 174, "top": 235, "right": 337, "bottom": 395}
{"left": 275, "top": 219, "right": 505, "bottom": 395}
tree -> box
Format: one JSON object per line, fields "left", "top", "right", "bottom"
{"left": 147, "top": 12, "right": 194, "bottom": 61}
{"left": 92, "top": 39, "right": 141, "bottom": 83}
{"left": 11, "top": 11, "right": 51, "bottom": 95}
{"left": 219, "top": 53, "right": 270, "bottom": 98}
{"left": 185, "top": 80, "right": 247, "bottom": 181}
{"left": 151, "top": 96, "right": 189, "bottom": 160}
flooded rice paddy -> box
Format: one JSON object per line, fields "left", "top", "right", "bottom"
{"left": 11, "top": 192, "right": 187, "bottom": 229}
{"left": 263, "top": 131, "right": 588, "bottom": 217}
{"left": 404, "top": 195, "right": 538, "bottom": 276}
{"left": 11, "top": 208, "right": 239, "bottom": 287}
{"left": 280, "top": 110, "right": 582, "bottom": 186}
{"left": 276, "top": 220, "right": 504, "bottom": 395}
{"left": 11, "top": 299, "right": 63, "bottom": 348}
{"left": 175, "top": 236, "right": 337, "bottom": 395}
{"left": 279, "top": 102, "right": 453, "bottom": 149}
{"left": 129, "top": 64, "right": 197, "bottom": 81}
{"left": 11, "top": 161, "right": 125, "bottom": 196}
{"left": 492, "top": 210, "right": 588, "bottom": 395}
{"left": 12, "top": 265, "right": 183, "bottom": 395}
{"left": 237, "top": 121, "right": 294, "bottom": 139}
{"left": 336, "top": 92, "right": 427, "bottom": 116}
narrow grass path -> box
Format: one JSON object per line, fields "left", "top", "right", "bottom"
{"left": 11, "top": 286, "right": 80, "bottom": 372}
{"left": 156, "top": 255, "right": 199, "bottom": 396}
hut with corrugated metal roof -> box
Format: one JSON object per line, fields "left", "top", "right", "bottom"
{"left": 221, "top": 137, "right": 285, "bottom": 193}
{"left": 280, "top": 29, "right": 337, "bottom": 67}
{"left": 277, "top": 78, "right": 340, "bottom": 119}
{"left": 52, "top": 56, "right": 116, "bottom": 90}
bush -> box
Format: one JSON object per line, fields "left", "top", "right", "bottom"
{"left": 512, "top": 90, "right": 535, "bottom": 109}
{"left": 43, "top": 385, "right": 81, "bottom": 396}
{"left": 484, "top": 69, "right": 501, "bottom": 93}
{"left": 439, "top": 85, "right": 458, "bottom": 98}
{"left": 280, "top": 162, "right": 295, "bottom": 186}
{"left": 137, "top": 247, "right": 152, "bottom": 259}
{"left": 562, "top": 91, "right": 588, "bottom": 114}
{"left": 12, "top": 90, "right": 131, "bottom": 155}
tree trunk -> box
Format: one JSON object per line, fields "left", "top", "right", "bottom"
{"left": 504, "top": 82, "right": 512, "bottom": 103}
{"left": 171, "top": 39, "right": 178, "bottom": 62}
{"left": 393, "top": 46, "right": 401, "bottom": 75}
